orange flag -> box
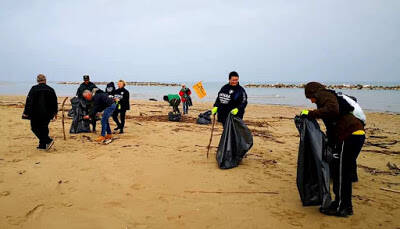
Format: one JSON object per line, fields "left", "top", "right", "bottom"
{"left": 193, "top": 81, "right": 207, "bottom": 99}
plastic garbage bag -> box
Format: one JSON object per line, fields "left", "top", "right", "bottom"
{"left": 168, "top": 112, "right": 181, "bottom": 122}
{"left": 197, "top": 110, "right": 212, "bottom": 125}
{"left": 69, "top": 97, "right": 91, "bottom": 133}
{"left": 216, "top": 113, "right": 253, "bottom": 169}
{"left": 294, "top": 115, "right": 332, "bottom": 209}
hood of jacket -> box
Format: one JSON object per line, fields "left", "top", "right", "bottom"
{"left": 305, "top": 82, "right": 326, "bottom": 99}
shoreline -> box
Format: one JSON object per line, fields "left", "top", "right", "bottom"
{"left": 0, "top": 95, "right": 398, "bottom": 115}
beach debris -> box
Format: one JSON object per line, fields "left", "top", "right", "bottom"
{"left": 35, "top": 162, "right": 40, "bottom": 165}
{"left": 387, "top": 162, "right": 400, "bottom": 172}
{"left": 206, "top": 114, "right": 216, "bottom": 158}
{"left": 25, "top": 204, "right": 44, "bottom": 218}
{"left": 102, "top": 137, "right": 119, "bottom": 145}
{"left": 61, "top": 97, "right": 68, "bottom": 141}
{"left": 0, "top": 101, "right": 25, "bottom": 108}
{"left": 364, "top": 140, "right": 398, "bottom": 149}
{"left": 184, "top": 190, "right": 279, "bottom": 195}
{"left": 18, "top": 170, "right": 26, "bottom": 175}
{"left": 251, "top": 129, "right": 285, "bottom": 144}
{"left": 82, "top": 135, "right": 92, "bottom": 142}
{"left": 362, "top": 149, "right": 400, "bottom": 155}
{"left": 358, "top": 164, "right": 399, "bottom": 176}
{"left": 380, "top": 187, "right": 400, "bottom": 194}
{"left": 1, "top": 191, "right": 10, "bottom": 196}
{"left": 63, "top": 202, "right": 73, "bottom": 207}
{"left": 149, "top": 98, "right": 158, "bottom": 101}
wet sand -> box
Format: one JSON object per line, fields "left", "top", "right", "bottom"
{"left": 0, "top": 95, "right": 399, "bottom": 229}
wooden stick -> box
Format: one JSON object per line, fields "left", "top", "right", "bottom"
{"left": 184, "top": 190, "right": 279, "bottom": 195}
{"left": 207, "top": 114, "right": 216, "bottom": 158}
{"left": 61, "top": 97, "right": 68, "bottom": 140}
{"left": 380, "top": 187, "right": 400, "bottom": 194}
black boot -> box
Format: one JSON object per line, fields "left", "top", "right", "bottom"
{"left": 320, "top": 202, "right": 353, "bottom": 217}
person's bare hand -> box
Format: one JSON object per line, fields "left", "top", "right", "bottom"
{"left": 83, "top": 115, "right": 90, "bottom": 120}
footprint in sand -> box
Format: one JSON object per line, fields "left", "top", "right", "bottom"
{"left": 271, "top": 209, "right": 306, "bottom": 227}
{"left": 130, "top": 183, "right": 144, "bottom": 190}
{"left": 1, "top": 191, "right": 10, "bottom": 197}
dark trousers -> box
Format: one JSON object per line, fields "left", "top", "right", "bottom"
{"left": 30, "top": 119, "right": 52, "bottom": 147}
{"left": 112, "top": 109, "right": 126, "bottom": 130}
{"left": 332, "top": 135, "right": 365, "bottom": 209}
{"left": 90, "top": 115, "right": 97, "bottom": 131}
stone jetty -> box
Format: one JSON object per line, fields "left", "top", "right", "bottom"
{"left": 58, "top": 81, "right": 180, "bottom": 87}
{"left": 244, "top": 83, "right": 400, "bottom": 90}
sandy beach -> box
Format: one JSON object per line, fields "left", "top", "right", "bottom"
{"left": 0, "top": 95, "right": 399, "bottom": 229}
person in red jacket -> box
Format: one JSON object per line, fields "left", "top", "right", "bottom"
{"left": 179, "top": 84, "right": 192, "bottom": 115}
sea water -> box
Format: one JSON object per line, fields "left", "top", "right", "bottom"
{"left": 0, "top": 81, "right": 399, "bottom": 113}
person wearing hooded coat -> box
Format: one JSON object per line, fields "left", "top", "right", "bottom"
{"left": 301, "top": 82, "right": 365, "bottom": 217}
{"left": 105, "top": 82, "right": 116, "bottom": 96}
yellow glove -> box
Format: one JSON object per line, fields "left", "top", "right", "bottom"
{"left": 301, "top": 110, "right": 309, "bottom": 116}
{"left": 211, "top": 107, "right": 218, "bottom": 115}
{"left": 231, "top": 108, "right": 239, "bottom": 115}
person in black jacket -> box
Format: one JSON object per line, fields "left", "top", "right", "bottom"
{"left": 112, "top": 80, "right": 130, "bottom": 133}
{"left": 212, "top": 71, "right": 248, "bottom": 126}
{"left": 83, "top": 89, "right": 117, "bottom": 142}
{"left": 76, "top": 75, "right": 98, "bottom": 131}
{"left": 105, "top": 82, "right": 116, "bottom": 96}
{"left": 76, "top": 75, "right": 97, "bottom": 99}
{"left": 22, "top": 74, "right": 58, "bottom": 150}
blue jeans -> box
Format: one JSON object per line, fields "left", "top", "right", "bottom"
{"left": 101, "top": 103, "right": 116, "bottom": 136}
{"left": 183, "top": 101, "right": 188, "bottom": 114}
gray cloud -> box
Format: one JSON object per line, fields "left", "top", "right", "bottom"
{"left": 0, "top": 0, "right": 399, "bottom": 83}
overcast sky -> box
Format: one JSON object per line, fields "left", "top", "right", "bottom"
{"left": 0, "top": 0, "right": 399, "bottom": 83}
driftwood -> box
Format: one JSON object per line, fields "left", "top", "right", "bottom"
{"left": 207, "top": 115, "right": 216, "bottom": 158}
{"left": 184, "top": 190, "right": 279, "bottom": 195}
{"left": 61, "top": 97, "right": 68, "bottom": 140}
{"left": 358, "top": 164, "right": 399, "bottom": 176}
{"left": 387, "top": 162, "right": 400, "bottom": 172}
{"left": 380, "top": 187, "right": 400, "bottom": 194}
{"left": 362, "top": 149, "right": 400, "bottom": 155}
{"left": 365, "top": 140, "right": 398, "bottom": 149}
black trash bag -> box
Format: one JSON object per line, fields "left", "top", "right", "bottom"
{"left": 168, "top": 112, "right": 181, "bottom": 122}
{"left": 69, "top": 97, "right": 91, "bottom": 133}
{"left": 196, "top": 110, "right": 212, "bottom": 125}
{"left": 216, "top": 113, "right": 253, "bottom": 169}
{"left": 294, "top": 115, "right": 332, "bottom": 209}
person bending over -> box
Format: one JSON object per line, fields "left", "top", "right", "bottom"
{"left": 163, "top": 94, "right": 181, "bottom": 114}
{"left": 83, "top": 89, "right": 117, "bottom": 142}
{"left": 301, "top": 82, "right": 365, "bottom": 217}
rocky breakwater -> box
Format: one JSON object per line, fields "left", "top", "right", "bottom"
{"left": 244, "top": 83, "right": 400, "bottom": 90}
{"left": 58, "top": 81, "right": 180, "bottom": 87}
